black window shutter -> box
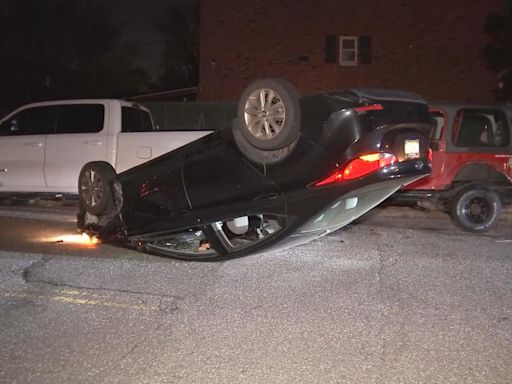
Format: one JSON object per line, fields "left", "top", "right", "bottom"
{"left": 358, "top": 35, "right": 372, "bottom": 64}
{"left": 325, "top": 34, "right": 337, "bottom": 63}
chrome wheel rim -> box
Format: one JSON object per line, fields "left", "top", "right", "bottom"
{"left": 80, "top": 170, "right": 103, "bottom": 208}
{"left": 244, "top": 88, "right": 286, "bottom": 140}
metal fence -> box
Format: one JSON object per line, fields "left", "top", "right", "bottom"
{"left": 142, "top": 102, "right": 236, "bottom": 132}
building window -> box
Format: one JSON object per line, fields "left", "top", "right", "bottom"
{"left": 339, "top": 36, "right": 358, "bottom": 66}
{"left": 334, "top": 35, "right": 372, "bottom": 66}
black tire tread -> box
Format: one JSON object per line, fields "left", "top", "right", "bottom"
{"left": 450, "top": 185, "right": 502, "bottom": 232}
{"left": 232, "top": 119, "right": 298, "bottom": 165}
{"left": 78, "top": 161, "right": 116, "bottom": 215}
{"left": 237, "top": 78, "right": 301, "bottom": 150}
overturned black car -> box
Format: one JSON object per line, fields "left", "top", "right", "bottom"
{"left": 78, "top": 79, "right": 433, "bottom": 260}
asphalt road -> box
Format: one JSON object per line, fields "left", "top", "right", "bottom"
{"left": 0, "top": 201, "right": 511, "bottom": 384}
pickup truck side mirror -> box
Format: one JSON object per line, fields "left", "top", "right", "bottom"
{"left": 0, "top": 119, "right": 17, "bottom": 135}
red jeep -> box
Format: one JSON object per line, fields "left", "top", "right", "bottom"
{"left": 397, "top": 103, "right": 512, "bottom": 232}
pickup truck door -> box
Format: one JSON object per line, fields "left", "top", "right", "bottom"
{"left": 44, "top": 104, "right": 108, "bottom": 190}
{"left": 0, "top": 106, "right": 57, "bottom": 191}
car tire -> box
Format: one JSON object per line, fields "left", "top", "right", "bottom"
{"left": 233, "top": 119, "right": 298, "bottom": 165}
{"left": 237, "top": 78, "right": 301, "bottom": 150}
{"left": 78, "top": 162, "right": 116, "bottom": 215}
{"left": 451, "top": 186, "right": 502, "bottom": 232}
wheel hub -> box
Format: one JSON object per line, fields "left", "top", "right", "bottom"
{"left": 80, "top": 170, "right": 103, "bottom": 208}
{"left": 244, "top": 88, "right": 286, "bottom": 140}
{"left": 464, "top": 197, "right": 491, "bottom": 223}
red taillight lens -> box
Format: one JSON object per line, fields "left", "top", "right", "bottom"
{"left": 314, "top": 153, "right": 397, "bottom": 187}
{"left": 354, "top": 104, "right": 384, "bottom": 113}
{"left": 427, "top": 148, "right": 433, "bottom": 164}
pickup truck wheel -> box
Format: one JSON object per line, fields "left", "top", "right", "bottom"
{"left": 78, "top": 162, "right": 116, "bottom": 215}
{"left": 451, "top": 186, "right": 502, "bottom": 232}
{"left": 237, "top": 78, "right": 301, "bottom": 150}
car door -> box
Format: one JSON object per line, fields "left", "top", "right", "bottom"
{"left": 182, "top": 141, "right": 286, "bottom": 228}
{"left": 119, "top": 135, "right": 286, "bottom": 249}
{"left": 122, "top": 138, "right": 287, "bottom": 257}
{"left": 44, "top": 103, "right": 108, "bottom": 191}
{"left": 0, "top": 106, "right": 57, "bottom": 191}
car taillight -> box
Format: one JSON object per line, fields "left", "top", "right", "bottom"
{"left": 354, "top": 104, "right": 384, "bottom": 113}
{"left": 427, "top": 148, "right": 433, "bottom": 164}
{"left": 314, "top": 153, "right": 397, "bottom": 187}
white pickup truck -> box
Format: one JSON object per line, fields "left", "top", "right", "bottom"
{"left": 0, "top": 99, "right": 212, "bottom": 196}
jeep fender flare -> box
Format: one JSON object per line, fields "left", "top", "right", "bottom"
{"left": 452, "top": 161, "right": 511, "bottom": 187}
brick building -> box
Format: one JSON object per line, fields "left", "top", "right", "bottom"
{"left": 198, "top": 0, "right": 502, "bottom": 103}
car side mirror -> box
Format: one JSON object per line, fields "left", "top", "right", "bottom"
{"left": 9, "top": 119, "right": 18, "bottom": 132}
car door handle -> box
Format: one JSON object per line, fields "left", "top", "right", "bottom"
{"left": 25, "top": 142, "right": 43, "bottom": 147}
{"left": 254, "top": 192, "right": 280, "bottom": 201}
{"left": 84, "top": 140, "right": 103, "bottom": 146}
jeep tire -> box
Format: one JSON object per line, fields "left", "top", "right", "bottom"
{"left": 451, "top": 185, "right": 502, "bottom": 232}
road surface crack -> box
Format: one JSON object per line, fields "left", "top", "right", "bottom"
{"left": 23, "top": 278, "right": 183, "bottom": 301}
{"left": 21, "top": 255, "right": 53, "bottom": 283}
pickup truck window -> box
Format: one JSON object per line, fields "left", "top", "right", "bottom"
{"left": 56, "top": 104, "right": 104, "bottom": 134}
{"left": 453, "top": 108, "right": 510, "bottom": 148}
{"left": 122, "top": 107, "right": 153, "bottom": 132}
{"left": 0, "top": 106, "right": 58, "bottom": 136}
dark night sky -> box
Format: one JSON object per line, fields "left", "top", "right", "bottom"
{"left": 108, "top": 0, "right": 190, "bottom": 79}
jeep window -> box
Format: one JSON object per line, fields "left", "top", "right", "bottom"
{"left": 453, "top": 109, "right": 510, "bottom": 147}
{"left": 56, "top": 104, "right": 104, "bottom": 134}
{"left": 431, "top": 111, "right": 445, "bottom": 140}
{"left": 122, "top": 107, "right": 153, "bottom": 132}
{"left": 0, "top": 106, "right": 58, "bottom": 136}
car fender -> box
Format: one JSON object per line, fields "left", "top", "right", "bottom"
{"left": 452, "top": 160, "right": 512, "bottom": 186}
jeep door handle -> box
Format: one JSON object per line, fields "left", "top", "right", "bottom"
{"left": 25, "top": 142, "right": 43, "bottom": 147}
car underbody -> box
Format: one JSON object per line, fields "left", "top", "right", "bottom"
{"left": 78, "top": 79, "right": 433, "bottom": 260}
